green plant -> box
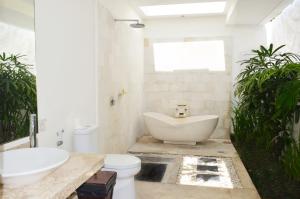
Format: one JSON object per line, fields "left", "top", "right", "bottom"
{"left": 0, "top": 53, "right": 37, "bottom": 144}
{"left": 281, "top": 139, "right": 300, "bottom": 180}
{"left": 233, "top": 44, "right": 300, "bottom": 153}
{"left": 232, "top": 44, "right": 300, "bottom": 180}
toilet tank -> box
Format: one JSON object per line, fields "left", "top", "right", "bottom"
{"left": 73, "top": 125, "right": 98, "bottom": 153}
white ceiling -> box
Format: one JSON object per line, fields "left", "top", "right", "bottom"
{"left": 129, "top": 0, "right": 293, "bottom": 25}
{"left": 226, "top": 0, "right": 293, "bottom": 25}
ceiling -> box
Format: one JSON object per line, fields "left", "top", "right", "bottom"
{"left": 226, "top": 0, "right": 293, "bottom": 25}
{"left": 129, "top": 0, "right": 293, "bottom": 25}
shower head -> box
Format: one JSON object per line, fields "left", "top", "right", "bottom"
{"left": 114, "top": 19, "right": 145, "bottom": 29}
{"left": 130, "top": 22, "right": 145, "bottom": 29}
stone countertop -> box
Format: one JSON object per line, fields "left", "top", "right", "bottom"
{"left": 0, "top": 153, "right": 104, "bottom": 199}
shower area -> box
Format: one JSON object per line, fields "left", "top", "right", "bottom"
{"left": 96, "top": 2, "right": 145, "bottom": 154}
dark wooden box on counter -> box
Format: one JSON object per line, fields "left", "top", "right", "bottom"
{"left": 77, "top": 171, "right": 117, "bottom": 199}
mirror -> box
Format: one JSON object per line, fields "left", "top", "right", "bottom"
{"left": 0, "top": 0, "right": 36, "bottom": 144}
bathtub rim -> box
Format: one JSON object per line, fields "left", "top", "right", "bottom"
{"left": 143, "top": 112, "right": 219, "bottom": 127}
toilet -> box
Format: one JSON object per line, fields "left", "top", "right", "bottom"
{"left": 73, "top": 126, "right": 141, "bottom": 199}
{"left": 102, "top": 154, "right": 141, "bottom": 199}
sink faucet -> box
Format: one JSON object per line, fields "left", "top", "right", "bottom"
{"left": 29, "top": 114, "right": 38, "bottom": 148}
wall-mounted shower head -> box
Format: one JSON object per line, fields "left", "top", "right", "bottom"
{"left": 114, "top": 19, "right": 145, "bottom": 29}
{"left": 130, "top": 23, "right": 145, "bottom": 28}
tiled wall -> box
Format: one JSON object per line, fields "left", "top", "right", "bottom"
{"left": 97, "top": 3, "right": 144, "bottom": 153}
{"left": 144, "top": 71, "right": 232, "bottom": 139}
{"left": 144, "top": 38, "right": 232, "bottom": 139}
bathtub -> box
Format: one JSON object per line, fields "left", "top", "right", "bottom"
{"left": 143, "top": 112, "right": 219, "bottom": 145}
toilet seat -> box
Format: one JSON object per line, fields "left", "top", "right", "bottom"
{"left": 104, "top": 154, "right": 141, "bottom": 170}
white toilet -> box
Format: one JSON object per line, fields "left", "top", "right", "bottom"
{"left": 102, "top": 154, "right": 141, "bottom": 199}
{"left": 73, "top": 126, "right": 141, "bottom": 199}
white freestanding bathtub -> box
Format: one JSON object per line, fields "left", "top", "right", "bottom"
{"left": 143, "top": 112, "right": 219, "bottom": 145}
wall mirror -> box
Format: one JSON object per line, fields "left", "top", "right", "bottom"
{"left": 0, "top": 0, "right": 36, "bottom": 144}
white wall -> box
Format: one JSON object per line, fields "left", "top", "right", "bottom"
{"left": 267, "top": 0, "right": 300, "bottom": 54}
{"left": 35, "top": 0, "right": 98, "bottom": 150}
{"left": 144, "top": 16, "right": 267, "bottom": 138}
{"left": 96, "top": 1, "right": 144, "bottom": 153}
{"left": 231, "top": 26, "right": 268, "bottom": 81}
{"left": 35, "top": 0, "right": 144, "bottom": 152}
{"left": 266, "top": 0, "right": 300, "bottom": 141}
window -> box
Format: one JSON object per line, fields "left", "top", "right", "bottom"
{"left": 140, "top": 2, "right": 226, "bottom": 17}
{"left": 153, "top": 40, "right": 226, "bottom": 72}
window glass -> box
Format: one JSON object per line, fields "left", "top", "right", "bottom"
{"left": 153, "top": 40, "right": 226, "bottom": 72}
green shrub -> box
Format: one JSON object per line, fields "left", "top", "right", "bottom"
{"left": 233, "top": 44, "right": 300, "bottom": 180}
{"left": 0, "top": 53, "right": 37, "bottom": 144}
{"left": 281, "top": 140, "right": 300, "bottom": 180}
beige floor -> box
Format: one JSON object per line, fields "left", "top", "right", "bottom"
{"left": 129, "top": 136, "right": 261, "bottom": 199}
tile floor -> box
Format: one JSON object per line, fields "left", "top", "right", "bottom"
{"left": 129, "top": 136, "right": 261, "bottom": 199}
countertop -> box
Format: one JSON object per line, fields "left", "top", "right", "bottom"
{"left": 0, "top": 153, "right": 104, "bottom": 199}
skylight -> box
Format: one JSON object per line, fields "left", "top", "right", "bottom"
{"left": 140, "top": 2, "right": 226, "bottom": 16}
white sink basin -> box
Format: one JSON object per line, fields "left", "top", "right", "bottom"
{"left": 0, "top": 147, "right": 69, "bottom": 187}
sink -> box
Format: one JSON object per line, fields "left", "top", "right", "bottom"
{"left": 0, "top": 147, "right": 69, "bottom": 187}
